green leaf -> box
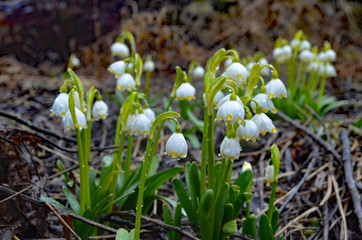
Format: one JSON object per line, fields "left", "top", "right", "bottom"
{"left": 185, "top": 162, "right": 200, "bottom": 210}
{"left": 186, "top": 109, "right": 204, "bottom": 129}
{"left": 162, "top": 204, "right": 173, "bottom": 240}
{"left": 320, "top": 100, "right": 349, "bottom": 116}
{"left": 234, "top": 170, "right": 253, "bottom": 194}
{"left": 173, "top": 202, "right": 182, "bottom": 240}
{"left": 222, "top": 219, "right": 237, "bottom": 234}
{"left": 242, "top": 215, "right": 257, "bottom": 239}
{"left": 148, "top": 154, "right": 160, "bottom": 177}
{"left": 144, "top": 166, "right": 183, "bottom": 197}
{"left": 259, "top": 214, "right": 272, "bottom": 240}
{"left": 199, "top": 189, "right": 213, "bottom": 240}
{"left": 62, "top": 186, "right": 80, "bottom": 215}
{"left": 214, "top": 183, "right": 229, "bottom": 240}
{"left": 116, "top": 228, "right": 135, "bottom": 240}
{"left": 172, "top": 178, "right": 197, "bottom": 223}
{"left": 39, "top": 196, "right": 67, "bottom": 210}
{"left": 184, "top": 132, "right": 200, "bottom": 149}
{"left": 271, "top": 209, "right": 280, "bottom": 235}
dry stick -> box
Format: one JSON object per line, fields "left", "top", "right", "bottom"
{"left": 279, "top": 147, "right": 318, "bottom": 214}
{"left": 112, "top": 211, "right": 201, "bottom": 240}
{"left": 331, "top": 174, "right": 348, "bottom": 240}
{"left": 0, "top": 185, "right": 43, "bottom": 206}
{"left": 45, "top": 202, "right": 81, "bottom": 240}
{"left": 0, "top": 110, "right": 76, "bottom": 143}
{"left": 68, "top": 212, "right": 118, "bottom": 234}
{"left": 38, "top": 144, "right": 78, "bottom": 164}
{"left": 323, "top": 202, "right": 329, "bottom": 240}
{"left": 276, "top": 206, "right": 319, "bottom": 237}
{"left": 276, "top": 111, "right": 341, "bottom": 163}
{"left": 319, "top": 174, "right": 332, "bottom": 206}
{"left": 340, "top": 130, "right": 362, "bottom": 233}
{"left": 0, "top": 184, "right": 33, "bottom": 204}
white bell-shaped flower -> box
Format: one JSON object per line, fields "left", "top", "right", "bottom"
{"left": 290, "top": 39, "right": 301, "bottom": 48}
{"left": 259, "top": 58, "right": 270, "bottom": 76}
{"left": 242, "top": 162, "right": 252, "bottom": 172}
{"left": 216, "top": 100, "right": 244, "bottom": 124}
{"left": 165, "top": 133, "right": 188, "bottom": 160}
{"left": 236, "top": 119, "right": 259, "bottom": 141}
{"left": 63, "top": 108, "right": 87, "bottom": 131}
{"left": 220, "top": 136, "right": 241, "bottom": 161}
{"left": 265, "top": 164, "right": 274, "bottom": 186}
{"left": 324, "top": 49, "right": 336, "bottom": 62}
{"left": 307, "top": 61, "right": 319, "bottom": 72}
{"left": 193, "top": 66, "right": 205, "bottom": 78}
{"left": 144, "top": 60, "right": 155, "bottom": 72}
{"left": 316, "top": 52, "right": 327, "bottom": 62}
{"left": 126, "top": 114, "right": 137, "bottom": 133}
{"left": 300, "top": 40, "right": 311, "bottom": 51}
{"left": 50, "top": 93, "right": 69, "bottom": 117}
{"left": 222, "top": 62, "right": 248, "bottom": 88}
{"left": 203, "top": 90, "right": 224, "bottom": 106}
{"left": 325, "top": 63, "right": 336, "bottom": 77}
{"left": 143, "top": 108, "right": 156, "bottom": 124}
{"left": 71, "top": 56, "right": 80, "bottom": 67}
{"left": 216, "top": 94, "right": 243, "bottom": 109}
{"left": 251, "top": 93, "right": 277, "bottom": 113}
{"left": 92, "top": 100, "right": 108, "bottom": 120}
{"left": 299, "top": 50, "right": 314, "bottom": 63}
{"left": 73, "top": 91, "right": 84, "bottom": 111}
{"left": 265, "top": 78, "right": 287, "bottom": 99}
{"left": 131, "top": 113, "right": 151, "bottom": 136}
{"left": 282, "top": 45, "right": 292, "bottom": 59}
{"left": 117, "top": 73, "right": 136, "bottom": 91}
{"left": 246, "top": 62, "right": 255, "bottom": 71}
{"left": 273, "top": 48, "right": 283, "bottom": 62}
{"left": 111, "top": 42, "right": 129, "bottom": 58}
{"left": 176, "top": 83, "right": 196, "bottom": 100}
{"left": 252, "top": 113, "right": 276, "bottom": 136}
{"left": 224, "top": 58, "right": 233, "bottom": 68}
{"left": 108, "top": 61, "right": 126, "bottom": 78}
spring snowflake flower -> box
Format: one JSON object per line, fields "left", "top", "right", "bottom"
{"left": 143, "top": 108, "right": 156, "bottom": 124}
{"left": 176, "top": 83, "right": 196, "bottom": 100}
{"left": 117, "top": 73, "right": 136, "bottom": 91}
{"left": 242, "top": 162, "right": 252, "bottom": 172}
{"left": 92, "top": 100, "right": 108, "bottom": 120}
{"left": 126, "top": 114, "right": 137, "bottom": 133}
{"left": 220, "top": 136, "right": 242, "bottom": 161}
{"left": 299, "top": 50, "right": 314, "bottom": 63}
{"left": 246, "top": 62, "right": 255, "bottom": 71}
{"left": 144, "top": 60, "right": 155, "bottom": 72}
{"left": 324, "top": 63, "right": 337, "bottom": 77}
{"left": 165, "top": 133, "right": 188, "bottom": 159}
{"left": 316, "top": 52, "right": 327, "bottom": 62}
{"left": 259, "top": 58, "right": 270, "bottom": 76}
{"left": 282, "top": 45, "right": 292, "bottom": 59}
{"left": 273, "top": 48, "right": 283, "bottom": 62}
{"left": 236, "top": 120, "right": 259, "bottom": 141}
{"left": 193, "top": 66, "right": 205, "bottom": 78}
{"left": 50, "top": 93, "right": 69, "bottom": 117}
{"left": 224, "top": 58, "right": 233, "bottom": 68}
{"left": 108, "top": 61, "right": 126, "bottom": 78}
{"left": 251, "top": 93, "right": 277, "bottom": 113}
{"left": 131, "top": 113, "right": 151, "bottom": 135}
{"left": 222, "top": 62, "right": 249, "bottom": 88}
{"left": 71, "top": 56, "right": 80, "bottom": 67}
{"left": 73, "top": 91, "right": 84, "bottom": 111}
{"left": 216, "top": 100, "right": 244, "bottom": 124}
{"left": 265, "top": 78, "right": 287, "bottom": 99}
{"left": 203, "top": 90, "right": 224, "bottom": 106}
{"left": 216, "top": 94, "right": 242, "bottom": 109}
{"left": 63, "top": 108, "right": 87, "bottom": 131}
{"left": 252, "top": 113, "right": 276, "bottom": 136}
{"left": 290, "top": 39, "right": 301, "bottom": 48}
{"left": 111, "top": 42, "right": 130, "bottom": 58}
{"left": 300, "top": 40, "right": 311, "bottom": 51}
{"left": 325, "top": 49, "right": 336, "bottom": 62}
{"left": 265, "top": 164, "right": 274, "bottom": 186}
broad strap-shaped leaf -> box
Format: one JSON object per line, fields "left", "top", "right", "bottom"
{"left": 172, "top": 178, "right": 197, "bottom": 223}
{"left": 39, "top": 196, "right": 67, "bottom": 210}
{"left": 162, "top": 204, "right": 173, "bottom": 240}
{"left": 173, "top": 202, "right": 182, "bottom": 240}
{"left": 259, "top": 213, "right": 273, "bottom": 240}
{"left": 214, "top": 183, "right": 229, "bottom": 240}
{"left": 242, "top": 215, "right": 257, "bottom": 239}
{"left": 199, "top": 189, "right": 213, "bottom": 240}
{"left": 62, "top": 186, "right": 80, "bottom": 215}
{"left": 185, "top": 162, "right": 200, "bottom": 210}
{"left": 271, "top": 209, "right": 280, "bottom": 235}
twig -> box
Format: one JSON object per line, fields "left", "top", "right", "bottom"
{"left": 111, "top": 211, "right": 200, "bottom": 240}
{"left": 279, "top": 147, "right": 318, "bottom": 214}
{"left": 68, "top": 212, "right": 118, "bottom": 234}
{"left": 331, "top": 174, "right": 348, "bottom": 240}
{"left": 0, "top": 185, "right": 43, "bottom": 206}
{"left": 38, "top": 144, "right": 78, "bottom": 164}
{"left": 319, "top": 174, "right": 332, "bottom": 206}
{"left": 0, "top": 184, "right": 33, "bottom": 204}
{"left": 276, "top": 111, "right": 341, "bottom": 163}
{"left": 45, "top": 202, "right": 81, "bottom": 240}
{"left": 0, "top": 110, "right": 76, "bottom": 143}
{"left": 323, "top": 202, "right": 329, "bottom": 240}
{"left": 340, "top": 130, "right": 362, "bottom": 233}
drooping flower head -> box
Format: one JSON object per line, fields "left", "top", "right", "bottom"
{"left": 222, "top": 62, "right": 248, "bottom": 88}
{"left": 165, "top": 133, "right": 188, "bottom": 160}
{"left": 236, "top": 119, "right": 259, "bottom": 141}
{"left": 216, "top": 100, "right": 245, "bottom": 124}
{"left": 117, "top": 73, "right": 136, "bottom": 91}
{"left": 220, "top": 136, "right": 242, "bottom": 161}
{"left": 131, "top": 113, "right": 151, "bottom": 136}
{"left": 111, "top": 42, "right": 130, "bottom": 58}
{"left": 176, "top": 82, "right": 196, "bottom": 100}
{"left": 252, "top": 113, "right": 276, "bottom": 136}
{"left": 144, "top": 60, "right": 155, "bottom": 72}
{"left": 265, "top": 78, "right": 287, "bottom": 99}
{"left": 92, "top": 100, "right": 108, "bottom": 120}
{"left": 265, "top": 164, "right": 274, "bottom": 186}
{"left": 143, "top": 108, "right": 156, "bottom": 124}
{"left": 216, "top": 93, "right": 242, "bottom": 109}
{"left": 50, "top": 93, "right": 69, "bottom": 117}
{"left": 251, "top": 93, "right": 277, "bottom": 113}
{"left": 63, "top": 108, "right": 87, "bottom": 131}
{"left": 108, "top": 61, "right": 126, "bottom": 78}
{"left": 192, "top": 66, "right": 205, "bottom": 78}
{"left": 299, "top": 50, "right": 314, "bottom": 63}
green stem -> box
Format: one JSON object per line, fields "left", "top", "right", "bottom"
{"left": 295, "top": 62, "right": 305, "bottom": 93}
{"left": 145, "top": 70, "right": 151, "bottom": 99}
{"left": 246, "top": 201, "right": 251, "bottom": 218}
{"left": 207, "top": 114, "right": 215, "bottom": 191}
{"left": 287, "top": 59, "right": 295, "bottom": 99}
{"left": 113, "top": 108, "right": 123, "bottom": 162}
{"left": 125, "top": 134, "right": 133, "bottom": 180}
{"left": 200, "top": 107, "right": 208, "bottom": 198}
{"left": 267, "top": 180, "right": 277, "bottom": 221}
{"left": 317, "top": 72, "right": 327, "bottom": 112}
{"left": 76, "top": 129, "right": 88, "bottom": 214}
